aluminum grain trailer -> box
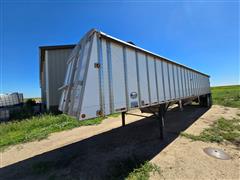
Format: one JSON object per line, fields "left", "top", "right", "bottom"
{"left": 59, "top": 29, "right": 211, "bottom": 138}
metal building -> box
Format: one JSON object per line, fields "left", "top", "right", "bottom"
{"left": 59, "top": 29, "right": 211, "bottom": 126}
{"left": 39, "top": 45, "right": 75, "bottom": 111}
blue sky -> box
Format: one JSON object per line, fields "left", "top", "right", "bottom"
{"left": 0, "top": 1, "right": 239, "bottom": 98}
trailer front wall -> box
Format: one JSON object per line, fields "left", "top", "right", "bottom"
{"left": 60, "top": 32, "right": 210, "bottom": 120}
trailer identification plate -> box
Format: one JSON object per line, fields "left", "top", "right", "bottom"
{"left": 131, "top": 101, "right": 138, "bottom": 108}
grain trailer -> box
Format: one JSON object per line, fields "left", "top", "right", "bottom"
{"left": 59, "top": 29, "right": 211, "bottom": 138}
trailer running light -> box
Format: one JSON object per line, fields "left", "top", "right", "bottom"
{"left": 81, "top": 114, "right": 86, "bottom": 118}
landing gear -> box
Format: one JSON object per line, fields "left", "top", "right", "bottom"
{"left": 121, "top": 112, "right": 126, "bottom": 127}
{"left": 121, "top": 103, "right": 168, "bottom": 140}
{"left": 158, "top": 104, "right": 167, "bottom": 139}
{"left": 178, "top": 100, "right": 183, "bottom": 111}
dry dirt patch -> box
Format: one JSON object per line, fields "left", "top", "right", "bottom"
{"left": 150, "top": 105, "right": 240, "bottom": 180}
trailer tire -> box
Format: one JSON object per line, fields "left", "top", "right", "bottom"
{"left": 199, "top": 96, "right": 205, "bottom": 107}
{"left": 200, "top": 94, "right": 212, "bottom": 108}
{"left": 207, "top": 93, "right": 212, "bottom": 108}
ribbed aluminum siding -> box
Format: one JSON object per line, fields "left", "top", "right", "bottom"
{"left": 45, "top": 49, "right": 73, "bottom": 109}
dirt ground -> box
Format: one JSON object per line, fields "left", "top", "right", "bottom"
{"left": 0, "top": 105, "right": 239, "bottom": 180}
{"left": 150, "top": 105, "right": 240, "bottom": 180}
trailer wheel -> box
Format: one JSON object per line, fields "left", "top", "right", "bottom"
{"left": 207, "top": 94, "right": 212, "bottom": 108}
{"left": 199, "top": 96, "right": 205, "bottom": 107}
{"left": 200, "top": 94, "right": 212, "bottom": 108}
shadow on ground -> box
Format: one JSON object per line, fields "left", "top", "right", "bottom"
{"left": 0, "top": 105, "right": 209, "bottom": 180}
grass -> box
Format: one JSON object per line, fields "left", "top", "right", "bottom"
{"left": 126, "top": 161, "right": 161, "bottom": 180}
{"left": 30, "top": 156, "right": 160, "bottom": 180}
{"left": 31, "top": 154, "right": 78, "bottom": 175}
{"left": 181, "top": 85, "right": 240, "bottom": 145}
{"left": 108, "top": 113, "right": 121, "bottom": 118}
{"left": 106, "top": 155, "right": 161, "bottom": 180}
{"left": 181, "top": 117, "right": 240, "bottom": 145}
{"left": 0, "top": 114, "right": 107, "bottom": 151}
{"left": 2, "top": 84, "right": 239, "bottom": 151}
{"left": 211, "top": 85, "right": 240, "bottom": 108}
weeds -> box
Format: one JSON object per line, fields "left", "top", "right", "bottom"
{"left": 126, "top": 161, "right": 161, "bottom": 180}
{"left": 107, "top": 113, "right": 120, "bottom": 118}
{"left": 181, "top": 118, "right": 240, "bottom": 145}
{"left": 107, "top": 155, "right": 160, "bottom": 180}
{"left": 31, "top": 154, "right": 78, "bottom": 175}
{"left": 31, "top": 155, "right": 160, "bottom": 180}
{"left": 0, "top": 110, "right": 122, "bottom": 151}
{"left": 0, "top": 114, "right": 105, "bottom": 151}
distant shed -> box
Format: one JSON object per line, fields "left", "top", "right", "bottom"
{"left": 39, "top": 45, "right": 75, "bottom": 111}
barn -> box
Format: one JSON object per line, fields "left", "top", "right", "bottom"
{"left": 39, "top": 45, "right": 75, "bottom": 111}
